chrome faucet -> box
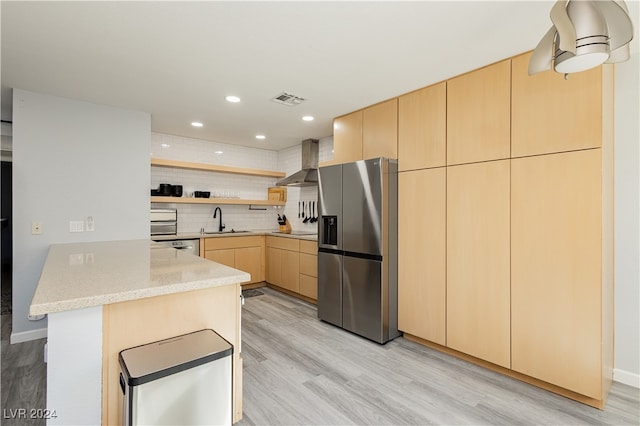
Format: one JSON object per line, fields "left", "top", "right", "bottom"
{"left": 213, "top": 207, "right": 225, "bottom": 232}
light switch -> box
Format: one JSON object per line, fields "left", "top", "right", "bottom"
{"left": 69, "top": 221, "right": 84, "bottom": 233}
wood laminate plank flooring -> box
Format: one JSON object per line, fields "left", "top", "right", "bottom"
{"left": 239, "top": 288, "right": 639, "bottom": 426}
{"left": 1, "top": 314, "right": 47, "bottom": 426}
{"left": 0, "top": 288, "right": 638, "bottom": 426}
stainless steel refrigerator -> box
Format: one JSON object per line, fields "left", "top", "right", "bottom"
{"left": 317, "top": 157, "right": 400, "bottom": 344}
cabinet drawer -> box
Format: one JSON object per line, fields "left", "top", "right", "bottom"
{"left": 204, "top": 236, "right": 263, "bottom": 251}
{"left": 299, "top": 253, "right": 317, "bottom": 277}
{"left": 299, "top": 274, "right": 317, "bottom": 300}
{"left": 204, "top": 249, "right": 235, "bottom": 268}
{"left": 299, "top": 240, "right": 317, "bottom": 255}
{"left": 266, "top": 236, "right": 299, "bottom": 251}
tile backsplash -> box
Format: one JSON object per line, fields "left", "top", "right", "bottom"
{"left": 150, "top": 133, "right": 333, "bottom": 234}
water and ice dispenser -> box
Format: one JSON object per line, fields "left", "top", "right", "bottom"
{"left": 321, "top": 216, "right": 338, "bottom": 246}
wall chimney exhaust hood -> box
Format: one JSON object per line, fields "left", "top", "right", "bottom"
{"left": 276, "top": 139, "right": 319, "bottom": 187}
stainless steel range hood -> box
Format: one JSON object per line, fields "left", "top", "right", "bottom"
{"left": 276, "top": 139, "right": 319, "bottom": 187}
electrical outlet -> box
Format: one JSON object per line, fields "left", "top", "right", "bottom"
{"left": 31, "top": 222, "right": 43, "bottom": 235}
{"left": 86, "top": 216, "right": 94, "bottom": 232}
{"left": 69, "top": 221, "right": 84, "bottom": 233}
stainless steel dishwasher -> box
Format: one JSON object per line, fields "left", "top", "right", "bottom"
{"left": 152, "top": 238, "right": 200, "bottom": 256}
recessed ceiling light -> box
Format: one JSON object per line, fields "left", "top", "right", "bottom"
{"left": 302, "top": 116, "right": 314, "bottom": 122}
{"left": 214, "top": 150, "right": 223, "bottom": 155}
{"left": 255, "top": 135, "right": 266, "bottom": 140}
{"left": 225, "top": 96, "right": 241, "bottom": 103}
{"left": 191, "top": 122, "right": 203, "bottom": 127}
{"left": 161, "top": 143, "right": 170, "bottom": 148}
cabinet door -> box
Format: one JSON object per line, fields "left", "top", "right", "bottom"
{"left": 333, "top": 111, "right": 363, "bottom": 163}
{"left": 511, "top": 53, "right": 604, "bottom": 157}
{"left": 235, "top": 246, "right": 263, "bottom": 284}
{"left": 363, "top": 99, "right": 398, "bottom": 160}
{"left": 511, "top": 150, "right": 602, "bottom": 398}
{"left": 280, "top": 250, "right": 300, "bottom": 293}
{"left": 299, "top": 253, "right": 317, "bottom": 277}
{"left": 205, "top": 249, "right": 235, "bottom": 268}
{"left": 398, "top": 82, "right": 446, "bottom": 171}
{"left": 398, "top": 168, "right": 446, "bottom": 345}
{"left": 447, "top": 60, "right": 511, "bottom": 165}
{"left": 447, "top": 160, "right": 510, "bottom": 368}
{"left": 299, "top": 274, "right": 317, "bottom": 300}
{"left": 266, "top": 247, "right": 282, "bottom": 286}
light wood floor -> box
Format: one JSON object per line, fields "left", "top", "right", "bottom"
{"left": 1, "top": 314, "right": 47, "bottom": 426}
{"left": 1, "top": 288, "right": 638, "bottom": 426}
{"left": 239, "top": 288, "right": 640, "bottom": 426}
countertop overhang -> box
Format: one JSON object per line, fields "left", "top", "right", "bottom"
{"left": 29, "top": 239, "right": 250, "bottom": 316}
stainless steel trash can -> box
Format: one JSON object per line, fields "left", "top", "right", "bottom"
{"left": 119, "top": 329, "right": 233, "bottom": 426}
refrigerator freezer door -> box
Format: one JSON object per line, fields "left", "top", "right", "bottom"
{"left": 318, "top": 164, "right": 343, "bottom": 250}
{"left": 342, "top": 159, "right": 384, "bottom": 257}
{"left": 317, "top": 251, "right": 343, "bottom": 327}
{"left": 343, "top": 256, "right": 385, "bottom": 343}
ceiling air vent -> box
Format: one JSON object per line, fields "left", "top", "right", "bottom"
{"left": 271, "top": 92, "right": 306, "bottom": 107}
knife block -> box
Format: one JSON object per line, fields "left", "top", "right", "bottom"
{"left": 278, "top": 220, "right": 291, "bottom": 234}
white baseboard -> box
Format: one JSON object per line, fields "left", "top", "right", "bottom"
{"left": 614, "top": 368, "right": 640, "bottom": 388}
{"left": 10, "top": 327, "right": 47, "bottom": 344}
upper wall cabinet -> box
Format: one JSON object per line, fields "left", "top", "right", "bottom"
{"left": 447, "top": 60, "right": 511, "bottom": 166}
{"left": 398, "top": 82, "right": 446, "bottom": 171}
{"left": 333, "top": 111, "right": 363, "bottom": 164}
{"left": 331, "top": 99, "right": 398, "bottom": 165}
{"left": 363, "top": 99, "right": 398, "bottom": 160}
{"left": 511, "top": 52, "right": 604, "bottom": 158}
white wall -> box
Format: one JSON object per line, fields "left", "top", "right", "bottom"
{"left": 614, "top": 52, "right": 640, "bottom": 387}
{"left": 276, "top": 136, "right": 333, "bottom": 233}
{"left": 11, "top": 90, "right": 150, "bottom": 342}
{"left": 150, "top": 133, "right": 333, "bottom": 234}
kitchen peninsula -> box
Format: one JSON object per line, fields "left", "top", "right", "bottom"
{"left": 29, "top": 239, "right": 248, "bottom": 425}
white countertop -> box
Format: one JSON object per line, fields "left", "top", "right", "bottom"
{"left": 29, "top": 239, "right": 250, "bottom": 316}
{"left": 151, "top": 230, "right": 318, "bottom": 242}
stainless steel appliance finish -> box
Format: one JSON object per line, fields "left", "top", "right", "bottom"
{"left": 275, "top": 139, "right": 319, "bottom": 187}
{"left": 152, "top": 239, "right": 200, "bottom": 256}
{"left": 318, "top": 157, "right": 399, "bottom": 344}
{"left": 119, "top": 329, "right": 233, "bottom": 426}
{"left": 150, "top": 209, "right": 177, "bottom": 236}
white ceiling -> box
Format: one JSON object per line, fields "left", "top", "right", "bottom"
{"left": 1, "top": 1, "right": 636, "bottom": 151}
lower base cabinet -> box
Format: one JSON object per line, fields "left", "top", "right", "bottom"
{"left": 204, "top": 236, "right": 265, "bottom": 285}
{"left": 266, "top": 237, "right": 318, "bottom": 302}
{"left": 299, "top": 240, "right": 318, "bottom": 300}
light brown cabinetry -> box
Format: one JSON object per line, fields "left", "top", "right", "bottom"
{"left": 446, "top": 60, "right": 511, "bottom": 166}
{"left": 332, "top": 111, "right": 363, "bottom": 164}
{"left": 329, "top": 100, "right": 398, "bottom": 166}
{"left": 204, "top": 236, "right": 265, "bottom": 285}
{"left": 265, "top": 236, "right": 300, "bottom": 293}
{"left": 299, "top": 240, "right": 318, "bottom": 300}
{"left": 398, "top": 82, "right": 446, "bottom": 171}
{"left": 363, "top": 99, "right": 398, "bottom": 160}
{"left": 511, "top": 52, "right": 604, "bottom": 157}
{"left": 398, "top": 168, "right": 446, "bottom": 345}
{"left": 511, "top": 149, "right": 611, "bottom": 400}
{"left": 446, "top": 160, "right": 511, "bottom": 368}
{"left": 103, "top": 284, "right": 243, "bottom": 424}
{"left": 266, "top": 237, "right": 318, "bottom": 302}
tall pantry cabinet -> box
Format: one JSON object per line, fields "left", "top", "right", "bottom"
{"left": 509, "top": 53, "right": 614, "bottom": 405}
{"left": 395, "top": 51, "right": 613, "bottom": 408}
